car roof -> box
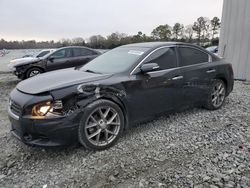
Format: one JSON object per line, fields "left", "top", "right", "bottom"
{"left": 58, "top": 46, "right": 94, "bottom": 50}
{"left": 39, "top": 49, "right": 55, "bottom": 52}
{"left": 121, "top": 42, "right": 220, "bottom": 61}
{"left": 122, "top": 42, "right": 197, "bottom": 48}
{"left": 56, "top": 46, "right": 101, "bottom": 53}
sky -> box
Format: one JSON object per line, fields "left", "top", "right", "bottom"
{"left": 0, "top": 0, "right": 223, "bottom": 41}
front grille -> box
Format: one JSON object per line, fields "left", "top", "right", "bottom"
{"left": 10, "top": 100, "right": 22, "bottom": 116}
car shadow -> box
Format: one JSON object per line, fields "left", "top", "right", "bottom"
{"left": 16, "top": 106, "right": 202, "bottom": 155}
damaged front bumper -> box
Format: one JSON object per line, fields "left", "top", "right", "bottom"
{"left": 8, "top": 111, "right": 79, "bottom": 147}
{"left": 8, "top": 88, "right": 82, "bottom": 147}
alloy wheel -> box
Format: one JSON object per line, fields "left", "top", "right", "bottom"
{"left": 29, "top": 70, "right": 41, "bottom": 77}
{"left": 211, "top": 82, "right": 225, "bottom": 108}
{"left": 84, "top": 107, "right": 121, "bottom": 147}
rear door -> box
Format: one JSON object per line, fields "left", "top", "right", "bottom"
{"left": 177, "top": 46, "right": 216, "bottom": 106}
{"left": 46, "top": 48, "right": 73, "bottom": 71}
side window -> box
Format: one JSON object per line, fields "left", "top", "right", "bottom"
{"left": 85, "top": 49, "right": 97, "bottom": 55}
{"left": 73, "top": 48, "right": 82, "bottom": 57}
{"left": 73, "top": 48, "right": 97, "bottom": 57}
{"left": 51, "top": 49, "right": 71, "bottom": 59}
{"left": 144, "top": 47, "right": 177, "bottom": 70}
{"left": 179, "top": 47, "right": 209, "bottom": 67}
{"left": 65, "top": 49, "right": 72, "bottom": 58}
{"left": 51, "top": 49, "right": 66, "bottom": 59}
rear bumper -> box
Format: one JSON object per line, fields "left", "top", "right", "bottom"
{"left": 8, "top": 112, "right": 79, "bottom": 147}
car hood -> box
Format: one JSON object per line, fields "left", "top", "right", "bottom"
{"left": 9, "top": 57, "right": 39, "bottom": 67}
{"left": 17, "top": 68, "right": 112, "bottom": 94}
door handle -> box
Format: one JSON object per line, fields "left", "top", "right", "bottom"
{"left": 172, "top": 75, "right": 183, "bottom": 80}
{"left": 206, "top": 69, "right": 216, "bottom": 73}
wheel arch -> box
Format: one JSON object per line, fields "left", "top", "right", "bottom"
{"left": 25, "top": 66, "right": 45, "bottom": 77}
{"left": 98, "top": 95, "right": 129, "bottom": 131}
{"left": 26, "top": 66, "right": 45, "bottom": 73}
{"left": 75, "top": 84, "right": 130, "bottom": 130}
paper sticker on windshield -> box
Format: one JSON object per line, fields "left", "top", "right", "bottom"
{"left": 128, "top": 50, "right": 144, "bottom": 56}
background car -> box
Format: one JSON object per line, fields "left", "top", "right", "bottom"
{"left": 8, "top": 42, "right": 234, "bottom": 150}
{"left": 8, "top": 49, "right": 55, "bottom": 74}
{"left": 0, "top": 49, "right": 10, "bottom": 57}
{"left": 22, "top": 49, "right": 55, "bottom": 58}
{"left": 206, "top": 46, "right": 218, "bottom": 54}
{"left": 8, "top": 46, "right": 101, "bottom": 79}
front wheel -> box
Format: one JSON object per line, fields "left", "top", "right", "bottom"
{"left": 204, "top": 79, "right": 226, "bottom": 110}
{"left": 78, "top": 99, "right": 124, "bottom": 150}
{"left": 26, "top": 67, "right": 43, "bottom": 78}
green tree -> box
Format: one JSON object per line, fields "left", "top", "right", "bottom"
{"left": 173, "top": 23, "right": 184, "bottom": 40}
{"left": 192, "top": 17, "right": 208, "bottom": 45}
{"left": 88, "top": 35, "right": 106, "bottom": 48}
{"left": 184, "top": 25, "right": 194, "bottom": 42}
{"left": 130, "top": 31, "right": 146, "bottom": 43}
{"left": 211, "top": 17, "right": 221, "bottom": 39}
{"left": 71, "top": 37, "right": 85, "bottom": 46}
{"left": 202, "top": 17, "right": 211, "bottom": 41}
{"left": 151, "top": 24, "right": 172, "bottom": 40}
{"left": 106, "top": 32, "right": 127, "bottom": 48}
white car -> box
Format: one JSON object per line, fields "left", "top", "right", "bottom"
{"left": 8, "top": 49, "right": 55, "bottom": 72}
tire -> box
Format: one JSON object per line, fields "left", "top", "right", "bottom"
{"left": 17, "top": 73, "right": 26, "bottom": 80}
{"left": 26, "top": 67, "right": 43, "bottom": 78}
{"left": 78, "top": 99, "right": 124, "bottom": 150}
{"left": 204, "top": 79, "right": 226, "bottom": 110}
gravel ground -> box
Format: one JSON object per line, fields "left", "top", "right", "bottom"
{"left": 0, "top": 73, "right": 250, "bottom": 188}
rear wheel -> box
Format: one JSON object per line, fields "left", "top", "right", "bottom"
{"left": 204, "top": 79, "right": 226, "bottom": 110}
{"left": 78, "top": 99, "right": 124, "bottom": 150}
{"left": 26, "top": 67, "right": 43, "bottom": 78}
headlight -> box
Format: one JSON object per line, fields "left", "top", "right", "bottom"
{"left": 32, "top": 100, "right": 63, "bottom": 118}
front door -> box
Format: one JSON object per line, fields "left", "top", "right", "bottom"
{"left": 46, "top": 48, "right": 73, "bottom": 71}
{"left": 126, "top": 46, "right": 184, "bottom": 122}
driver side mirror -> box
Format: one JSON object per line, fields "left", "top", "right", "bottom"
{"left": 140, "top": 63, "right": 160, "bottom": 73}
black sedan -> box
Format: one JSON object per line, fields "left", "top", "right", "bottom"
{"left": 11, "top": 46, "right": 101, "bottom": 79}
{"left": 8, "top": 42, "right": 234, "bottom": 150}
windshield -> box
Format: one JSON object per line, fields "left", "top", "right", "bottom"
{"left": 42, "top": 49, "right": 57, "bottom": 59}
{"left": 80, "top": 47, "right": 149, "bottom": 74}
{"left": 36, "top": 50, "right": 51, "bottom": 58}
